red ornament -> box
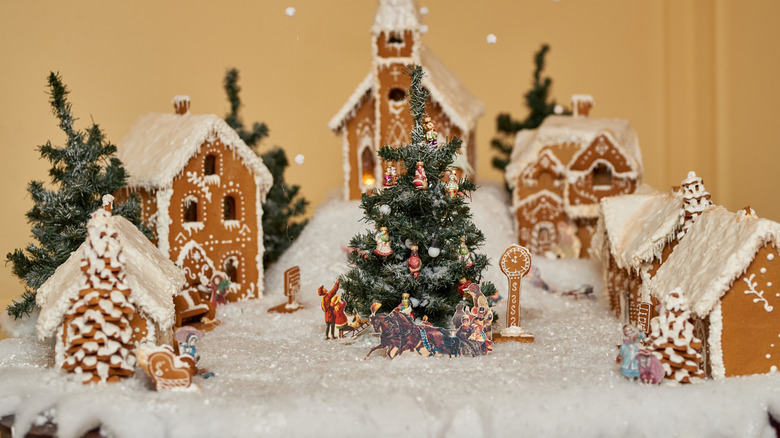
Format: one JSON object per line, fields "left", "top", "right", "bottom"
{"left": 457, "top": 277, "right": 472, "bottom": 298}
{"left": 408, "top": 245, "right": 421, "bottom": 279}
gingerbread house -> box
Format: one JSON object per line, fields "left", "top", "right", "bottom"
{"left": 593, "top": 171, "right": 713, "bottom": 331}
{"left": 36, "top": 201, "right": 185, "bottom": 383}
{"left": 505, "top": 96, "right": 643, "bottom": 258}
{"left": 115, "top": 97, "right": 273, "bottom": 307}
{"left": 648, "top": 205, "right": 780, "bottom": 378}
{"left": 328, "top": 0, "right": 484, "bottom": 200}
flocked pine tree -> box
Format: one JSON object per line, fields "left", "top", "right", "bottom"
{"left": 648, "top": 289, "right": 706, "bottom": 384}
{"left": 491, "top": 44, "right": 569, "bottom": 174}
{"left": 223, "top": 68, "right": 308, "bottom": 267}
{"left": 340, "top": 65, "right": 496, "bottom": 327}
{"left": 6, "top": 73, "right": 149, "bottom": 319}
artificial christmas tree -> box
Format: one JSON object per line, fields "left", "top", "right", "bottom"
{"left": 648, "top": 289, "right": 706, "bottom": 383}
{"left": 223, "top": 68, "right": 308, "bottom": 267}
{"left": 6, "top": 73, "right": 148, "bottom": 319}
{"left": 491, "top": 44, "right": 568, "bottom": 174}
{"left": 341, "top": 65, "right": 496, "bottom": 327}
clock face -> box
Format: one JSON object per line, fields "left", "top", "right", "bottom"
{"left": 500, "top": 245, "right": 532, "bottom": 277}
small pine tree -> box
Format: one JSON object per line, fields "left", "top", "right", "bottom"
{"left": 490, "top": 44, "right": 568, "bottom": 174}
{"left": 6, "top": 73, "right": 149, "bottom": 319}
{"left": 223, "top": 68, "right": 308, "bottom": 267}
{"left": 340, "top": 65, "right": 496, "bottom": 327}
{"left": 648, "top": 289, "right": 706, "bottom": 384}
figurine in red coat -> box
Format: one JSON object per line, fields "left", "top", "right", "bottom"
{"left": 318, "top": 280, "right": 340, "bottom": 340}
{"left": 408, "top": 245, "right": 421, "bottom": 279}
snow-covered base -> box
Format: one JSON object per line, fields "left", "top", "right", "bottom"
{"left": 1, "top": 184, "right": 779, "bottom": 437}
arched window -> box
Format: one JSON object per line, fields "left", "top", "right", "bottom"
{"left": 204, "top": 155, "right": 217, "bottom": 175}
{"left": 592, "top": 163, "right": 613, "bottom": 188}
{"left": 360, "top": 146, "right": 376, "bottom": 186}
{"left": 388, "top": 88, "right": 405, "bottom": 102}
{"left": 223, "top": 196, "right": 236, "bottom": 221}
{"left": 224, "top": 257, "right": 238, "bottom": 283}
{"left": 388, "top": 32, "right": 404, "bottom": 44}
{"left": 184, "top": 197, "right": 198, "bottom": 222}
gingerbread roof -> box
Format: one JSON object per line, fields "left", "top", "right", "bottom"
{"left": 36, "top": 210, "right": 185, "bottom": 340}
{"left": 329, "top": 49, "right": 483, "bottom": 135}
{"left": 648, "top": 206, "right": 780, "bottom": 318}
{"left": 595, "top": 189, "right": 682, "bottom": 270}
{"left": 371, "top": 0, "right": 423, "bottom": 34}
{"left": 117, "top": 113, "right": 273, "bottom": 193}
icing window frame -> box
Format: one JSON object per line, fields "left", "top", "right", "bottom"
{"left": 224, "top": 256, "right": 239, "bottom": 283}
{"left": 223, "top": 196, "right": 237, "bottom": 221}
{"left": 204, "top": 154, "right": 218, "bottom": 176}
{"left": 183, "top": 196, "right": 198, "bottom": 222}
{"left": 592, "top": 163, "right": 613, "bottom": 189}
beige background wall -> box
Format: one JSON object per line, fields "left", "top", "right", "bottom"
{"left": 1, "top": 0, "right": 778, "bottom": 316}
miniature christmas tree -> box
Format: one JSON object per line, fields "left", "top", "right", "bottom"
{"left": 340, "top": 65, "right": 496, "bottom": 327}
{"left": 62, "top": 205, "right": 136, "bottom": 384}
{"left": 677, "top": 171, "right": 713, "bottom": 240}
{"left": 491, "top": 44, "right": 568, "bottom": 173}
{"left": 6, "top": 73, "right": 148, "bottom": 319}
{"left": 648, "top": 289, "right": 706, "bottom": 383}
{"left": 223, "top": 68, "right": 308, "bottom": 267}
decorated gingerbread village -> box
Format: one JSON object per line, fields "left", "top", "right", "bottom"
{"left": 505, "top": 95, "right": 643, "bottom": 259}
{"left": 328, "top": 0, "right": 484, "bottom": 200}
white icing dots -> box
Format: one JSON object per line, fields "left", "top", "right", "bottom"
{"left": 768, "top": 254, "right": 775, "bottom": 261}
{"left": 767, "top": 354, "right": 772, "bottom": 359}
{"left": 768, "top": 282, "right": 773, "bottom": 287}
{"left": 760, "top": 268, "right": 767, "bottom": 274}
{"left": 772, "top": 366, "right": 778, "bottom": 373}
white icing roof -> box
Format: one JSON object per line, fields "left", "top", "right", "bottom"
{"left": 36, "top": 212, "right": 185, "bottom": 340}
{"left": 649, "top": 206, "right": 780, "bottom": 317}
{"left": 117, "top": 113, "right": 273, "bottom": 193}
{"left": 597, "top": 190, "right": 682, "bottom": 270}
{"left": 371, "top": 0, "right": 423, "bottom": 34}
{"left": 328, "top": 49, "right": 484, "bottom": 134}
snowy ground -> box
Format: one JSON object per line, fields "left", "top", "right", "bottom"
{"left": 1, "top": 183, "right": 779, "bottom": 438}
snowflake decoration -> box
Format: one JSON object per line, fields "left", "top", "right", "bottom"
{"left": 285, "top": 7, "right": 296, "bottom": 17}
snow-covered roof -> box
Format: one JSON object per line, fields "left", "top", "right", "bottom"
{"left": 117, "top": 113, "right": 273, "bottom": 193}
{"left": 597, "top": 190, "right": 682, "bottom": 270}
{"left": 328, "top": 49, "right": 484, "bottom": 134}
{"left": 371, "top": 0, "right": 423, "bottom": 34}
{"left": 649, "top": 206, "right": 780, "bottom": 317}
{"left": 36, "top": 211, "right": 185, "bottom": 340}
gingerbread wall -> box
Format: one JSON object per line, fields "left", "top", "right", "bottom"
{"left": 719, "top": 243, "right": 780, "bottom": 377}
{"left": 516, "top": 191, "right": 566, "bottom": 255}
{"left": 167, "top": 138, "right": 260, "bottom": 301}
{"left": 344, "top": 92, "right": 376, "bottom": 200}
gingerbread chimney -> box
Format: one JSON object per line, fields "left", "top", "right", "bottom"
{"left": 102, "top": 194, "right": 114, "bottom": 214}
{"left": 172, "top": 95, "right": 191, "bottom": 115}
{"left": 571, "top": 94, "right": 594, "bottom": 117}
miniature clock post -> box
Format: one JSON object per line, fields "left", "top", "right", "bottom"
{"left": 495, "top": 244, "right": 534, "bottom": 343}
{"left": 268, "top": 266, "right": 304, "bottom": 314}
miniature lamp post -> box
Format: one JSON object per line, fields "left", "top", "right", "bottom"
{"left": 496, "top": 244, "right": 534, "bottom": 343}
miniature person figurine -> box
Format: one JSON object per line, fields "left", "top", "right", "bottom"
{"left": 408, "top": 245, "right": 421, "bottom": 279}
{"left": 318, "top": 280, "right": 340, "bottom": 340}
{"left": 457, "top": 277, "right": 472, "bottom": 298}
{"left": 457, "top": 237, "right": 474, "bottom": 268}
{"left": 466, "top": 283, "right": 493, "bottom": 342}
{"left": 207, "top": 272, "right": 230, "bottom": 307}
{"left": 445, "top": 172, "right": 459, "bottom": 198}
{"left": 412, "top": 161, "right": 428, "bottom": 190}
{"left": 423, "top": 116, "right": 438, "bottom": 146}
{"left": 383, "top": 164, "right": 398, "bottom": 189}
{"left": 374, "top": 227, "right": 393, "bottom": 257}
{"left": 394, "top": 293, "right": 414, "bottom": 319}
{"left": 332, "top": 294, "right": 349, "bottom": 337}
{"left": 616, "top": 324, "right": 645, "bottom": 379}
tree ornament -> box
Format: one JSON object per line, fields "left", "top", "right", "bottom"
{"left": 383, "top": 164, "right": 398, "bottom": 188}
{"left": 423, "top": 115, "right": 438, "bottom": 146}
{"left": 408, "top": 245, "right": 421, "bottom": 279}
{"left": 458, "top": 236, "right": 474, "bottom": 268}
{"left": 373, "top": 227, "right": 393, "bottom": 257}
{"left": 428, "top": 234, "right": 441, "bottom": 258}
{"left": 445, "top": 172, "right": 459, "bottom": 197}
{"left": 457, "top": 277, "right": 473, "bottom": 298}
{"left": 412, "top": 161, "right": 428, "bottom": 190}
{"left": 394, "top": 293, "right": 414, "bottom": 318}
{"left": 379, "top": 204, "right": 391, "bottom": 215}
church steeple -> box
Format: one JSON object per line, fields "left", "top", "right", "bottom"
{"left": 371, "top": 0, "right": 422, "bottom": 61}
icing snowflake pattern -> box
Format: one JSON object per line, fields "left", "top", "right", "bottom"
{"left": 743, "top": 274, "right": 773, "bottom": 312}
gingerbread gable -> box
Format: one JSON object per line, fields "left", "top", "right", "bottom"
{"left": 568, "top": 132, "right": 636, "bottom": 177}
{"left": 36, "top": 212, "right": 185, "bottom": 341}
{"left": 518, "top": 148, "right": 565, "bottom": 188}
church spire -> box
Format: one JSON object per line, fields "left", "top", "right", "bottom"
{"left": 371, "top": 0, "right": 423, "bottom": 35}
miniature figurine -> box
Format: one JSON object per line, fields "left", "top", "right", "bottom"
{"left": 457, "top": 277, "right": 472, "bottom": 298}
{"left": 445, "top": 172, "right": 459, "bottom": 198}
{"left": 423, "top": 116, "right": 438, "bottom": 146}
{"left": 374, "top": 227, "right": 393, "bottom": 257}
{"left": 636, "top": 350, "right": 664, "bottom": 385}
{"left": 383, "top": 164, "right": 398, "bottom": 188}
{"left": 207, "top": 272, "right": 230, "bottom": 308}
{"left": 457, "top": 237, "right": 474, "bottom": 268}
{"left": 465, "top": 283, "right": 493, "bottom": 342}
{"left": 408, "top": 245, "right": 421, "bottom": 279}
{"left": 394, "top": 292, "right": 415, "bottom": 319}
{"left": 616, "top": 324, "right": 646, "bottom": 379}
{"left": 412, "top": 161, "right": 428, "bottom": 190}
{"left": 318, "top": 280, "right": 341, "bottom": 340}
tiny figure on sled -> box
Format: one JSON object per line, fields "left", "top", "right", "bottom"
{"left": 317, "top": 280, "right": 369, "bottom": 340}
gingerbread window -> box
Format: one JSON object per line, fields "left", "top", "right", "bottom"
{"left": 224, "top": 257, "right": 239, "bottom": 283}
{"left": 360, "top": 145, "right": 376, "bottom": 187}
{"left": 183, "top": 197, "right": 198, "bottom": 222}
{"left": 592, "top": 163, "right": 612, "bottom": 188}
{"left": 388, "top": 32, "right": 404, "bottom": 45}
{"left": 223, "top": 196, "right": 237, "bottom": 221}
{"left": 388, "top": 88, "right": 405, "bottom": 102}
{"left": 204, "top": 154, "right": 217, "bottom": 176}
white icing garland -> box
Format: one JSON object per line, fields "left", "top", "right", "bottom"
{"left": 742, "top": 274, "right": 773, "bottom": 312}
{"left": 708, "top": 302, "right": 726, "bottom": 379}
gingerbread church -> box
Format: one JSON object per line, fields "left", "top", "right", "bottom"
{"left": 115, "top": 97, "right": 273, "bottom": 307}
{"left": 36, "top": 199, "right": 185, "bottom": 384}
{"left": 328, "top": 0, "right": 484, "bottom": 200}
{"left": 505, "top": 96, "right": 643, "bottom": 258}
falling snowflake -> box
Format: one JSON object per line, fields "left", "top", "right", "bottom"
{"left": 554, "top": 105, "right": 564, "bottom": 114}
{"left": 294, "top": 154, "right": 305, "bottom": 165}
{"left": 285, "top": 7, "right": 296, "bottom": 17}
{"left": 420, "top": 6, "right": 429, "bottom": 15}
{"left": 420, "top": 25, "right": 429, "bottom": 34}
{"left": 486, "top": 34, "right": 497, "bottom": 44}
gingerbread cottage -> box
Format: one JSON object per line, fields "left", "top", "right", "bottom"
{"left": 115, "top": 97, "right": 273, "bottom": 307}
{"left": 648, "top": 205, "right": 780, "bottom": 378}
{"left": 36, "top": 201, "right": 185, "bottom": 383}
{"left": 593, "top": 171, "right": 714, "bottom": 331}
{"left": 505, "top": 96, "right": 643, "bottom": 258}
{"left": 328, "top": 0, "right": 484, "bottom": 200}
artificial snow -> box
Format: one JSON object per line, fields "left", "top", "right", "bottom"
{"left": 1, "top": 183, "right": 779, "bottom": 437}
{"left": 294, "top": 153, "right": 305, "bottom": 165}
{"left": 486, "top": 34, "right": 497, "bottom": 44}
{"left": 285, "top": 7, "right": 296, "bottom": 17}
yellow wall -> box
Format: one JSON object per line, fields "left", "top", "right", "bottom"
{"left": 1, "top": 0, "right": 779, "bottom": 318}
